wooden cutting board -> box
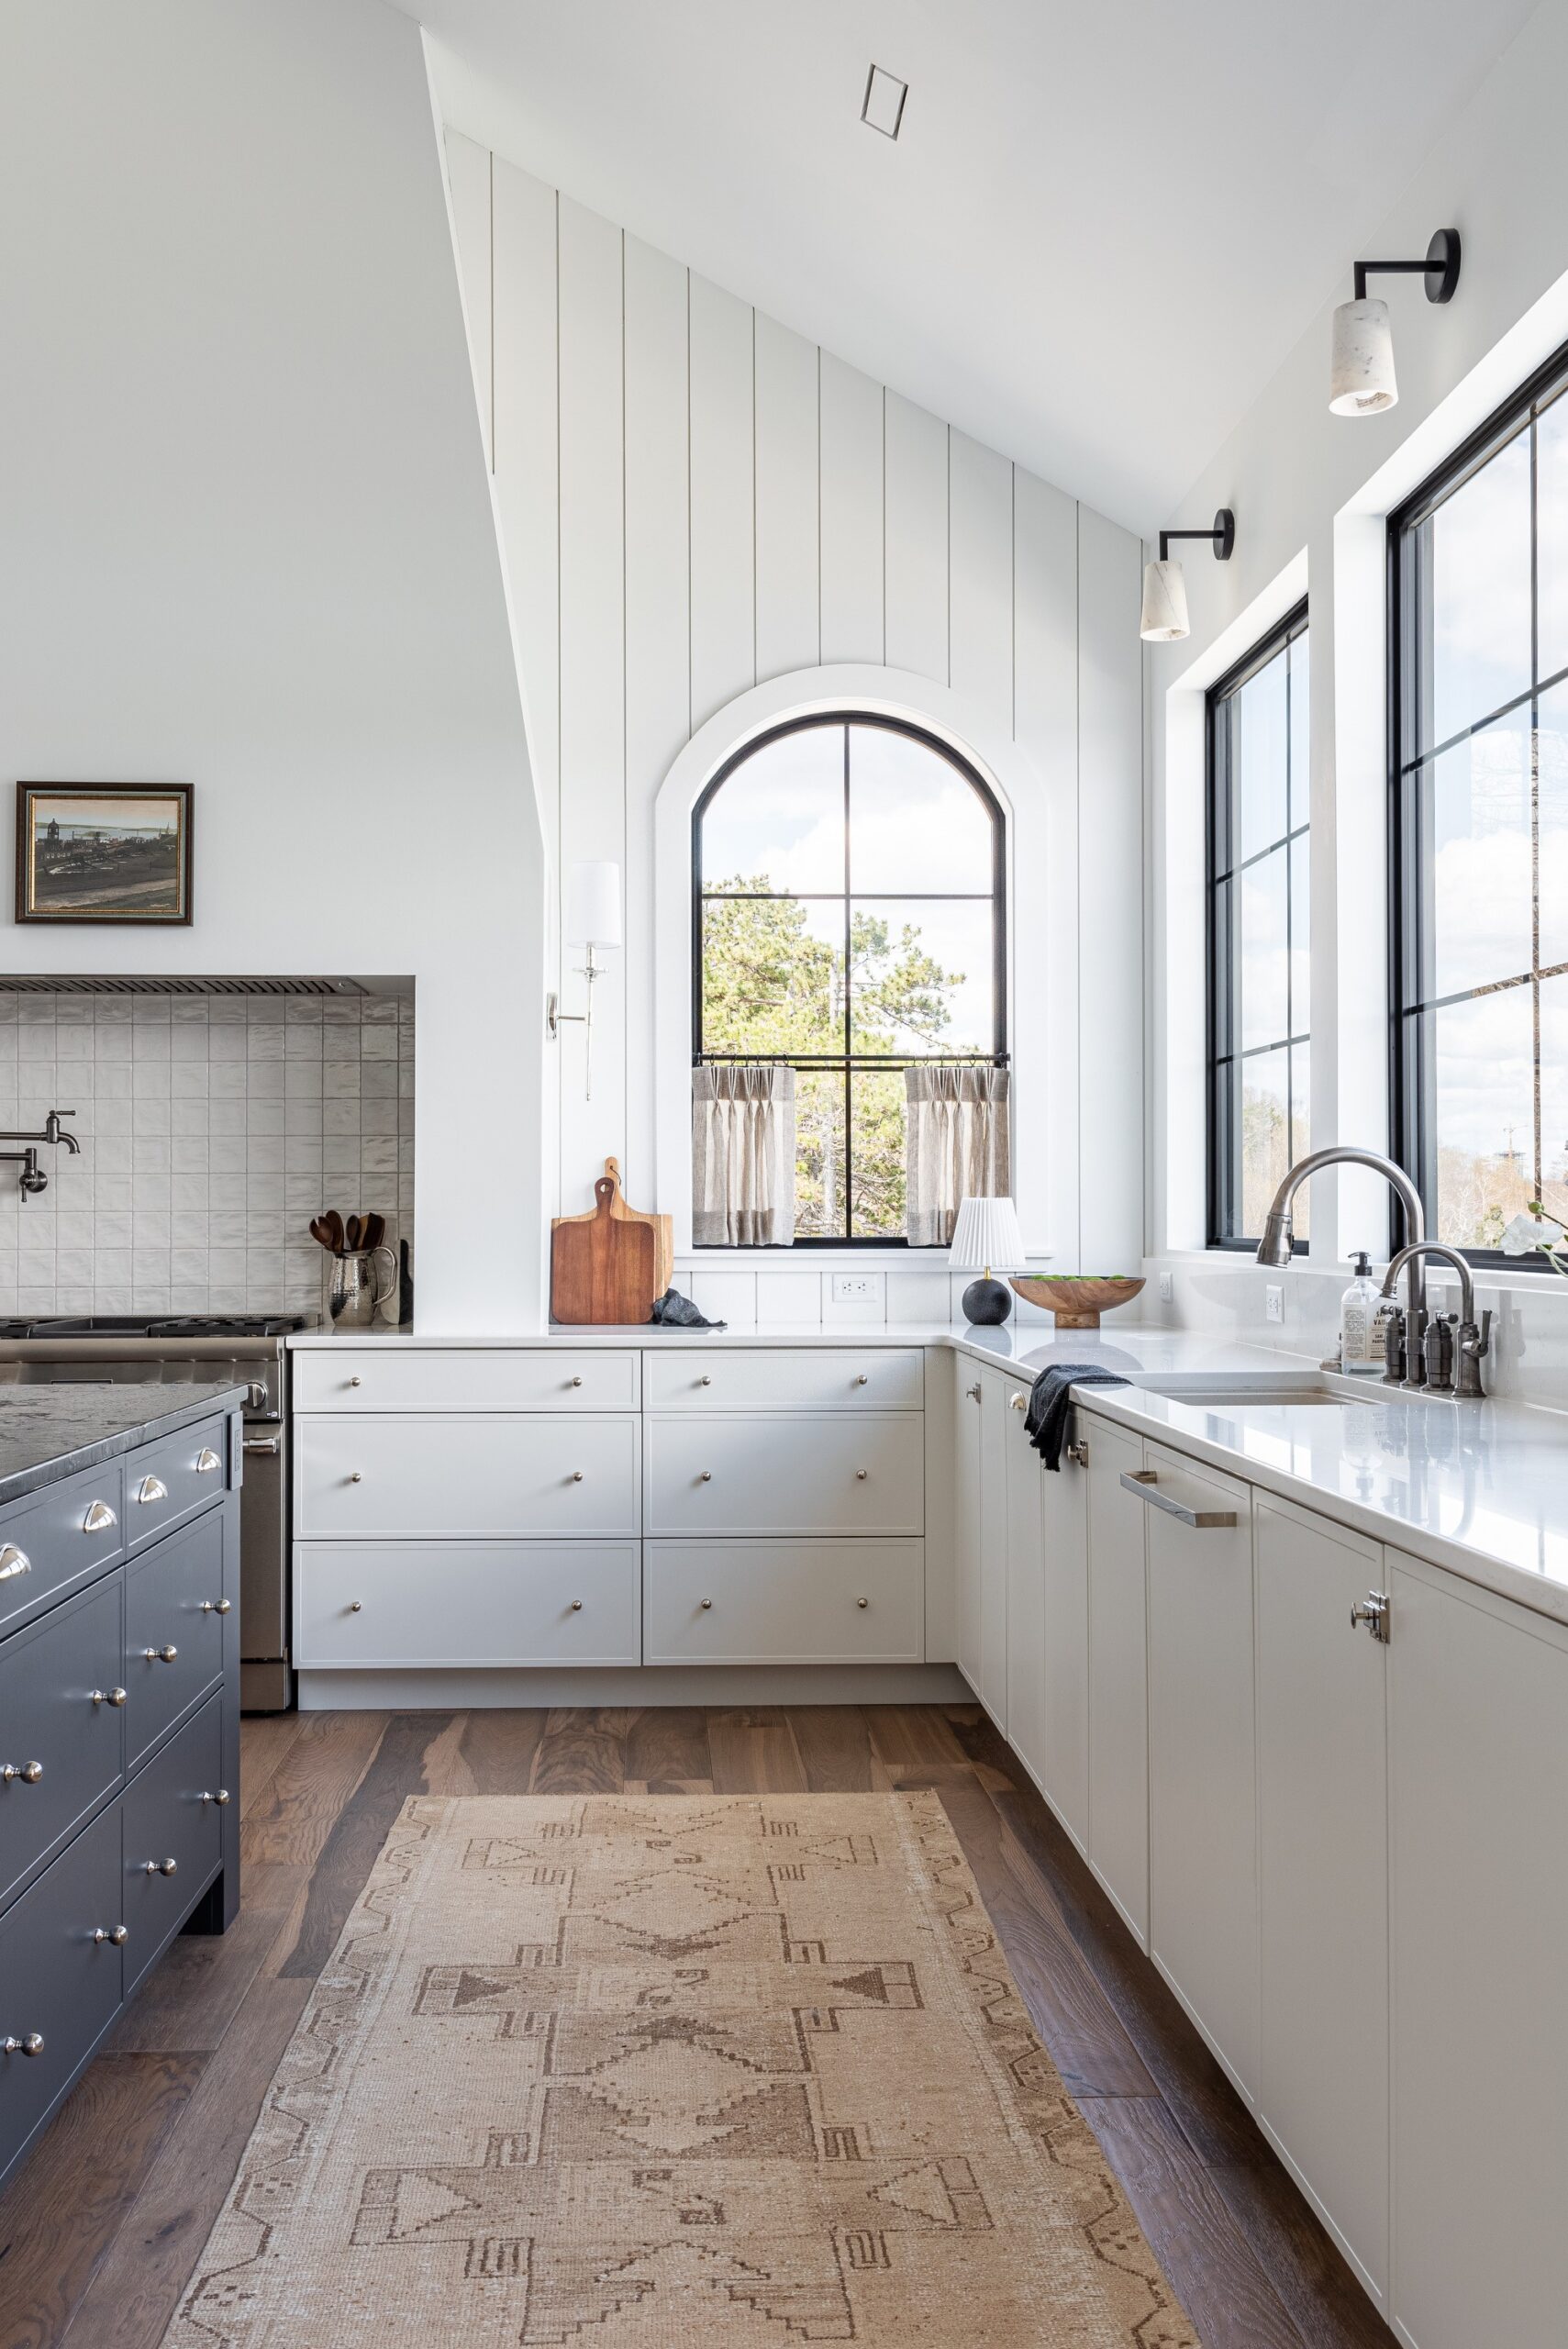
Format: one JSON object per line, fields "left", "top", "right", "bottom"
{"left": 602, "top": 1157, "right": 673, "bottom": 1297}
{"left": 550, "top": 1174, "right": 660, "bottom": 1325}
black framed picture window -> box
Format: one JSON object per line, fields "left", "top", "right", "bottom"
{"left": 1391, "top": 344, "right": 1568, "bottom": 1258}
{"left": 1207, "top": 605, "right": 1310, "bottom": 1246}
{"left": 693, "top": 714, "right": 1006, "bottom": 1243}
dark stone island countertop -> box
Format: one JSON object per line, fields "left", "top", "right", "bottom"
{"left": 0, "top": 1382, "right": 247, "bottom": 1509}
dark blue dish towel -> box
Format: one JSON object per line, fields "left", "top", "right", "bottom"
{"left": 1024, "top": 1363, "right": 1130, "bottom": 1469}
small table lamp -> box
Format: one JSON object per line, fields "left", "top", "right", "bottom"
{"left": 949, "top": 1195, "right": 1027, "bottom": 1325}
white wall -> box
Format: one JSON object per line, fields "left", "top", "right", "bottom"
{"left": 0, "top": 0, "right": 546, "bottom": 1333}
{"left": 443, "top": 133, "right": 1146, "bottom": 1308}
{"left": 1143, "top": 0, "right": 1568, "bottom": 1390}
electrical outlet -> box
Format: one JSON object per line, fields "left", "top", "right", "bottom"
{"left": 1265, "top": 1284, "right": 1284, "bottom": 1324}
{"left": 1158, "top": 1270, "right": 1174, "bottom": 1304}
{"left": 831, "top": 1272, "right": 884, "bottom": 1305}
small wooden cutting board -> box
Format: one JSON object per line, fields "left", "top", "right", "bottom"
{"left": 602, "top": 1157, "right": 673, "bottom": 1297}
{"left": 550, "top": 1174, "right": 659, "bottom": 1325}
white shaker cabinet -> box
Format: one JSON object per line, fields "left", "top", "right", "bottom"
{"left": 1141, "top": 1441, "right": 1258, "bottom": 2099}
{"left": 1038, "top": 1408, "right": 1090, "bottom": 1854}
{"left": 976, "top": 1368, "right": 1011, "bottom": 1731}
{"left": 1001, "top": 1375, "right": 1045, "bottom": 1791}
{"left": 953, "top": 1371, "right": 984, "bottom": 1695}
{"left": 1387, "top": 1552, "right": 1568, "bottom": 2349}
{"left": 1084, "top": 1417, "right": 1151, "bottom": 1946}
{"left": 1255, "top": 1497, "right": 1388, "bottom": 2307}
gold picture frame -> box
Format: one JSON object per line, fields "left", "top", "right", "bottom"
{"left": 16, "top": 783, "right": 193, "bottom": 925}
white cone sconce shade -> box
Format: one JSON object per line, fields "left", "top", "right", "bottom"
{"left": 948, "top": 1193, "right": 1027, "bottom": 1272}
{"left": 563, "top": 859, "right": 622, "bottom": 950}
{"left": 1329, "top": 229, "right": 1459, "bottom": 418}
{"left": 1140, "top": 508, "right": 1235, "bottom": 644}
{"left": 1329, "top": 297, "right": 1397, "bottom": 415}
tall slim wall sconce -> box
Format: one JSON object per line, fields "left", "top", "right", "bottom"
{"left": 547, "top": 859, "right": 621, "bottom": 1100}
{"left": 1140, "top": 507, "right": 1235, "bottom": 643}
{"left": 1329, "top": 229, "right": 1460, "bottom": 416}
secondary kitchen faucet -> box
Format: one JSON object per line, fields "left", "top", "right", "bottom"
{"left": 0, "top": 1108, "right": 80, "bottom": 1199}
{"left": 1379, "top": 1241, "right": 1491, "bottom": 1398}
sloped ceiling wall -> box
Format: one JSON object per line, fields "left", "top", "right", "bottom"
{"left": 0, "top": 0, "right": 546, "bottom": 1330}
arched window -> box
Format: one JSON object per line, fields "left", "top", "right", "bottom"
{"left": 694, "top": 714, "right": 1006, "bottom": 1241}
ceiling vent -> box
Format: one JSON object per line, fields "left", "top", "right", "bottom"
{"left": 860, "top": 64, "right": 907, "bottom": 140}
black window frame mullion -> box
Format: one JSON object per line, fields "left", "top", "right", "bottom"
{"left": 1206, "top": 598, "right": 1310, "bottom": 1250}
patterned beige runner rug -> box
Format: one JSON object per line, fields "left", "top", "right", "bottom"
{"left": 163, "top": 1793, "right": 1199, "bottom": 2345}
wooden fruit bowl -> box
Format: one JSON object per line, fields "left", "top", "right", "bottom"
{"left": 1009, "top": 1275, "right": 1146, "bottom": 1329}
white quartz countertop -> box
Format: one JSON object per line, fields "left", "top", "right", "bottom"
{"left": 289, "top": 1320, "right": 1568, "bottom": 1629}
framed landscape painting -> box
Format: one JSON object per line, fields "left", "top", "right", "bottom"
{"left": 16, "top": 783, "right": 193, "bottom": 924}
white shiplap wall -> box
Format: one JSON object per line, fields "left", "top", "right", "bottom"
{"left": 445, "top": 133, "right": 1144, "bottom": 1300}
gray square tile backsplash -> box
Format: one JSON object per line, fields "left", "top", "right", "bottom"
{"left": 0, "top": 990, "right": 414, "bottom": 1318}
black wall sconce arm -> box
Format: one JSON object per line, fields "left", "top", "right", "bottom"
{"left": 1352, "top": 229, "right": 1461, "bottom": 306}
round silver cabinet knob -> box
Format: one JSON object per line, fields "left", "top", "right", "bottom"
{"left": 856, "top": 1597, "right": 869, "bottom": 1609}
{"left": 200, "top": 1788, "right": 231, "bottom": 1806}
{"left": 199, "top": 1598, "right": 232, "bottom": 1614}
{"left": 571, "top": 1470, "right": 584, "bottom": 1483}
{"left": 349, "top": 1472, "right": 363, "bottom": 1484}
{"left": 92, "top": 1924, "right": 129, "bottom": 1945}
{"left": 699, "top": 1375, "right": 713, "bottom": 1386}
{"left": 141, "top": 1857, "right": 178, "bottom": 1876}
{"left": 699, "top": 1469, "right": 713, "bottom": 1483}
{"left": 3, "top": 2033, "right": 45, "bottom": 2057}
{"left": 855, "top": 1374, "right": 869, "bottom": 1386}
{"left": 349, "top": 1375, "right": 362, "bottom": 1388}
{"left": 570, "top": 1375, "right": 584, "bottom": 1388}
{"left": 142, "top": 1644, "right": 178, "bottom": 1664}
{"left": 699, "top": 1597, "right": 713, "bottom": 1609}
{"left": 855, "top": 1469, "right": 868, "bottom": 1481}
{"left": 90, "top": 1687, "right": 128, "bottom": 1708}
{"left": 1, "top": 1761, "right": 43, "bottom": 1785}
{"left": 1009, "top": 1393, "right": 1027, "bottom": 1412}
{"left": 570, "top": 1599, "right": 584, "bottom": 1612}
{"left": 349, "top": 1599, "right": 363, "bottom": 1613}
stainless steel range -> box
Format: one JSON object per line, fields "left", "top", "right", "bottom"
{"left": 0, "top": 1312, "right": 309, "bottom": 1710}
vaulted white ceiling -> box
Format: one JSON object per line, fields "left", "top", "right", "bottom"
{"left": 408, "top": 0, "right": 1539, "bottom": 530}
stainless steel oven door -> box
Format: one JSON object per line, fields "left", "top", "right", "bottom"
{"left": 238, "top": 1417, "right": 289, "bottom": 1708}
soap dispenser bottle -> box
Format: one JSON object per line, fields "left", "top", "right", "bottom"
{"left": 1339, "top": 1252, "right": 1385, "bottom": 1373}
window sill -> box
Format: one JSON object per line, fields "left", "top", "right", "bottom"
{"left": 677, "top": 1246, "right": 1055, "bottom": 1272}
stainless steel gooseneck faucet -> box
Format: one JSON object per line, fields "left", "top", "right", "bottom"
{"left": 1255, "top": 1146, "right": 1488, "bottom": 1397}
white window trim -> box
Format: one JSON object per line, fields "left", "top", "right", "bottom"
{"left": 653, "top": 663, "right": 1053, "bottom": 1258}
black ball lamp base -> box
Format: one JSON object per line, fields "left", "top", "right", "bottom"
{"left": 962, "top": 1274, "right": 1012, "bottom": 1326}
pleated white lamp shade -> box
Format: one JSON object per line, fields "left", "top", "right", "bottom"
{"left": 1329, "top": 296, "right": 1398, "bottom": 416}
{"left": 948, "top": 1194, "right": 1026, "bottom": 1272}
{"left": 1140, "top": 557, "right": 1190, "bottom": 643}
{"left": 564, "top": 859, "right": 622, "bottom": 949}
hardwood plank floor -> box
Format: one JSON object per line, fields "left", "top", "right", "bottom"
{"left": 0, "top": 1704, "right": 1393, "bottom": 2348}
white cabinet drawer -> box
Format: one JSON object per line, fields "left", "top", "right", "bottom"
{"left": 643, "top": 1348, "right": 923, "bottom": 1412}
{"left": 291, "top": 1349, "right": 639, "bottom": 1414}
{"left": 645, "top": 1414, "right": 924, "bottom": 1536}
{"left": 644, "top": 1540, "right": 923, "bottom": 1664}
{"left": 294, "top": 1415, "right": 640, "bottom": 1539}
{"left": 295, "top": 1541, "right": 640, "bottom": 1666}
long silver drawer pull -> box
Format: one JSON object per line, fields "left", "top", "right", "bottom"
{"left": 244, "top": 1437, "right": 280, "bottom": 1457}
{"left": 0, "top": 1545, "right": 31, "bottom": 1581}
{"left": 141, "top": 1857, "right": 178, "bottom": 1876}
{"left": 199, "top": 1789, "right": 231, "bottom": 1806}
{"left": 199, "top": 1598, "right": 232, "bottom": 1615}
{"left": 2, "top": 2033, "right": 45, "bottom": 2057}
{"left": 137, "top": 1475, "right": 168, "bottom": 1505}
{"left": 92, "top": 1926, "right": 129, "bottom": 1945}
{"left": 83, "top": 1500, "right": 117, "bottom": 1533}
{"left": 0, "top": 1762, "right": 43, "bottom": 1785}
{"left": 90, "top": 1687, "right": 128, "bottom": 1708}
{"left": 142, "top": 1644, "right": 178, "bottom": 1663}
{"left": 1119, "top": 1468, "right": 1238, "bottom": 1529}
{"left": 195, "top": 1448, "right": 221, "bottom": 1475}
